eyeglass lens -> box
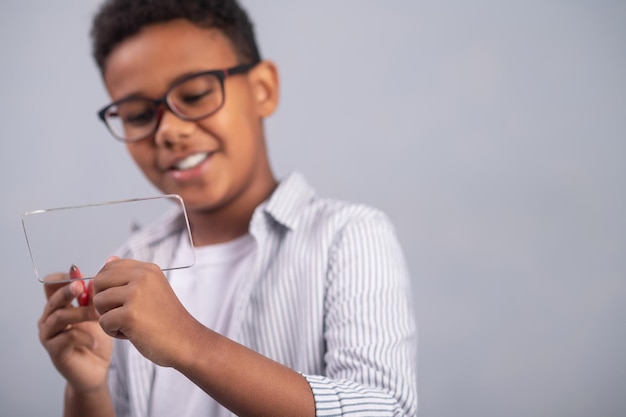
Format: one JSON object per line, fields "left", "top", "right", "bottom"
{"left": 103, "top": 72, "right": 224, "bottom": 141}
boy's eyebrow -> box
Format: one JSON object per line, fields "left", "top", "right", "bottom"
{"left": 111, "top": 90, "right": 152, "bottom": 103}
{"left": 168, "top": 65, "right": 236, "bottom": 85}
{"left": 110, "top": 77, "right": 185, "bottom": 103}
{"left": 169, "top": 69, "right": 207, "bottom": 85}
{"left": 114, "top": 68, "right": 224, "bottom": 103}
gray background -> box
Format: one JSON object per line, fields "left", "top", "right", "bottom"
{"left": 1, "top": 1, "right": 625, "bottom": 416}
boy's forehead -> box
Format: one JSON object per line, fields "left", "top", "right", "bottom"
{"left": 103, "top": 20, "right": 238, "bottom": 96}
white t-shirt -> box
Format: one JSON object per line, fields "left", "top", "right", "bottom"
{"left": 149, "top": 233, "right": 256, "bottom": 417}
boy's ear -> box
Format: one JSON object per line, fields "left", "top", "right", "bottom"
{"left": 249, "top": 60, "right": 279, "bottom": 118}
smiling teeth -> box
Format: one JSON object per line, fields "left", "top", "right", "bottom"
{"left": 175, "top": 152, "right": 209, "bottom": 170}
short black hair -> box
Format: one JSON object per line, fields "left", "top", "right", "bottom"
{"left": 91, "top": 0, "right": 261, "bottom": 74}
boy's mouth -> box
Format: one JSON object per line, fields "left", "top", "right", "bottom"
{"left": 172, "top": 152, "right": 211, "bottom": 171}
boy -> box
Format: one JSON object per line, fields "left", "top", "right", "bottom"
{"left": 38, "top": 1, "right": 418, "bottom": 416}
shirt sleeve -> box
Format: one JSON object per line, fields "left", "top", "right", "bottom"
{"left": 303, "top": 210, "right": 418, "bottom": 416}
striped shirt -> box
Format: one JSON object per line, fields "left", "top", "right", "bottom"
{"left": 109, "top": 171, "right": 418, "bottom": 417}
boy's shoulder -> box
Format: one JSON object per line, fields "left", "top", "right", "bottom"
{"left": 262, "top": 171, "right": 395, "bottom": 235}
{"left": 120, "top": 171, "right": 397, "bottom": 251}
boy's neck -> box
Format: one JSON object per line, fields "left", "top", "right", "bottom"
{"left": 186, "top": 173, "right": 278, "bottom": 247}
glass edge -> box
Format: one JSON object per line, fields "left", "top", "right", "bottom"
{"left": 23, "top": 194, "right": 183, "bottom": 216}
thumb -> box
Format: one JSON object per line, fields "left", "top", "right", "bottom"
{"left": 95, "top": 255, "right": 120, "bottom": 277}
{"left": 105, "top": 255, "right": 120, "bottom": 264}
{"left": 93, "top": 256, "right": 121, "bottom": 297}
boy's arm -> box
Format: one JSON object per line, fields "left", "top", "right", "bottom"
{"left": 91, "top": 210, "right": 416, "bottom": 416}
{"left": 175, "top": 211, "right": 416, "bottom": 416}
{"left": 93, "top": 259, "right": 316, "bottom": 417}
{"left": 176, "top": 325, "right": 316, "bottom": 417}
{"left": 303, "top": 211, "right": 418, "bottom": 416}
{"left": 65, "top": 384, "right": 115, "bottom": 417}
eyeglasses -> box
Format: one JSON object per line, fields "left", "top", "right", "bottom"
{"left": 97, "top": 63, "right": 256, "bottom": 142}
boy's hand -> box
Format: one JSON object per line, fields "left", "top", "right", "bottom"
{"left": 38, "top": 273, "right": 113, "bottom": 393}
{"left": 93, "top": 257, "right": 198, "bottom": 368}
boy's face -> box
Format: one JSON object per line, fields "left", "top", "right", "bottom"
{"left": 103, "top": 19, "right": 278, "bottom": 213}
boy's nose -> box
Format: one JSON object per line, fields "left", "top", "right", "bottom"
{"left": 154, "top": 108, "right": 195, "bottom": 148}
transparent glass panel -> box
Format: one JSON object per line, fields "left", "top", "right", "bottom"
{"left": 22, "top": 195, "right": 195, "bottom": 283}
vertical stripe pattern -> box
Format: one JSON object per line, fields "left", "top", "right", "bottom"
{"left": 109, "top": 171, "right": 418, "bottom": 417}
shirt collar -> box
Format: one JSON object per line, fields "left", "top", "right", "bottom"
{"left": 144, "top": 171, "right": 316, "bottom": 245}
{"left": 253, "top": 171, "right": 316, "bottom": 232}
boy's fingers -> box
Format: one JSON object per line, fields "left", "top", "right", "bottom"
{"left": 43, "top": 273, "right": 70, "bottom": 300}
{"left": 98, "top": 306, "right": 129, "bottom": 339}
{"left": 42, "top": 281, "right": 84, "bottom": 319}
{"left": 40, "top": 301, "right": 101, "bottom": 341}
{"left": 45, "top": 325, "right": 96, "bottom": 354}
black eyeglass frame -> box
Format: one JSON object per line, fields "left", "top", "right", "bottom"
{"left": 97, "top": 63, "right": 257, "bottom": 143}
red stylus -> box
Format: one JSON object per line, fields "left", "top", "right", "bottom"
{"left": 69, "top": 264, "right": 89, "bottom": 307}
